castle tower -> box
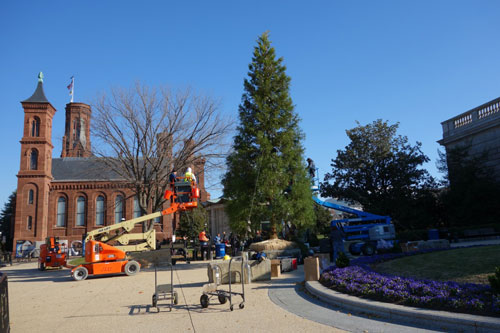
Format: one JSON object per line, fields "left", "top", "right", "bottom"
{"left": 61, "top": 102, "right": 92, "bottom": 157}
{"left": 14, "top": 73, "right": 56, "bottom": 246}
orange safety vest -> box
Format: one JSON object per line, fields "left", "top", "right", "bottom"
{"left": 199, "top": 231, "right": 209, "bottom": 242}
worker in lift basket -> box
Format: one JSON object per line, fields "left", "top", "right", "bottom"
{"left": 184, "top": 167, "right": 197, "bottom": 184}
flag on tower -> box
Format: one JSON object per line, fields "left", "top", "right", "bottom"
{"left": 67, "top": 76, "right": 74, "bottom": 102}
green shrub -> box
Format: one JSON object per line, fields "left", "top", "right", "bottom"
{"left": 336, "top": 251, "right": 350, "bottom": 268}
{"left": 488, "top": 266, "right": 500, "bottom": 294}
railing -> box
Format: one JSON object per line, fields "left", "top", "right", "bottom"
{"left": 441, "top": 97, "right": 500, "bottom": 139}
{"left": 0, "top": 273, "right": 9, "bottom": 333}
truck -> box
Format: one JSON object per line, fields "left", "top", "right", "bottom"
{"left": 313, "top": 196, "right": 395, "bottom": 256}
{"left": 71, "top": 180, "right": 199, "bottom": 281}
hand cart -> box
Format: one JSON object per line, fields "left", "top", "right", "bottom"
{"left": 152, "top": 260, "right": 178, "bottom": 312}
{"left": 200, "top": 256, "right": 247, "bottom": 311}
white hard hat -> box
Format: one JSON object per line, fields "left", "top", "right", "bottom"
{"left": 187, "top": 167, "right": 192, "bottom": 173}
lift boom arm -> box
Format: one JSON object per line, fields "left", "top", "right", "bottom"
{"left": 84, "top": 182, "right": 199, "bottom": 252}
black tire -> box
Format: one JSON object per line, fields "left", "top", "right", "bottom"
{"left": 39, "top": 261, "right": 45, "bottom": 271}
{"left": 152, "top": 294, "right": 157, "bottom": 308}
{"left": 73, "top": 266, "right": 88, "bottom": 281}
{"left": 230, "top": 305, "right": 234, "bottom": 311}
{"left": 239, "top": 303, "right": 245, "bottom": 309}
{"left": 361, "top": 243, "right": 376, "bottom": 256}
{"left": 200, "top": 294, "right": 209, "bottom": 308}
{"left": 218, "top": 294, "right": 227, "bottom": 304}
{"left": 124, "top": 260, "right": 140, "bottom": 276}
{"left": 348, "top": 242, "right": 362, "bottom": 256}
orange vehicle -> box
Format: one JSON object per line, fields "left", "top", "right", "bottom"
{"left": 38, "top": 237, "right": 67, "bottom": 270}
{"left": 71, "top": 180, "right": 199, "bottom": 281}
{"left": 71, "top": 240, "right": 140, "bottom": 281}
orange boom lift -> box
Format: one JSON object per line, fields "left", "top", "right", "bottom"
{"left": 71, "top": 180, "right": 199, "bottom": 281}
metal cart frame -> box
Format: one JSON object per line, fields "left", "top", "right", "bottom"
{"left": 152, "top": 260, "right": 178, "bottom": 312}
{"left": 200, "top": 256, "right": 247, "bottom": 311}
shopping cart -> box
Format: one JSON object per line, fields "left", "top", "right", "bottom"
{"left": 200, "top": 256, "right": 247, "bottom": 311}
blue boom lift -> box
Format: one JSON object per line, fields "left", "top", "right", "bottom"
{"left": 313, "top": 196, "right": 395, "bottom": 256}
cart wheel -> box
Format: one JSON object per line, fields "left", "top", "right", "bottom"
{"left": 39, "top": 262, "right": 45, "bottom": 271}
{"left": 173, "top": 292, "right": 178, "bottom": 305}
{"left": 239, "top": 303, "right": 245, "bottom": 309}
{"left": 230, "top": 305, "right": 234, "bottom": 311}
{"left": 218, "top": 294, "right": 227, "bottom": 304}
{"left": 200, "top": 294, "right": 209, "bottom": 308}
{"left": 124, "top": 260, "right": 140, "bottom": 276}
{"left": 73, "top": 266, "right": 88, "bottom": 281}
{"left": 152, "top": 294, "right": 157, "bottom": 308}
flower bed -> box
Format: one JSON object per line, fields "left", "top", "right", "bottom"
{"left": 320, "top": 250, "right": 500, "bottom": 317}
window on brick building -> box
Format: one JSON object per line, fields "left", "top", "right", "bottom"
{"left": 27, "top": 216, "right": 32, "bottom": 230}
{"left": 154, "top": 215, "right": 162, "bottom": 224}
{"left": 96, "top": 195, "right": 105, "bottom": 226}
{"left": 115, "top": 195, "right": 124, "bottom": 223}
{"left": 28, "top": 189, "right": 34, "bottom": 205}
{"left": 30, "top": 149, "right": 38, "bottom": 170}
{"left": 57, "top": 197, "right": 66, "bottom": 227}
{"left": 31, "top": 117, "right": 40, "bottom": 137}
{"left": 76, "top": 196, "right": 85, "bottom": 226}
{"left": 133, "top": 196, "right": 142, "bottom": 218}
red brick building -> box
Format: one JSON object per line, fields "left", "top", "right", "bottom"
{"left": 13, "top": 74, "right": 209, "bottom": 251}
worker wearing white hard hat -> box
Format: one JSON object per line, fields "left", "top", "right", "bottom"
{"left": 184, "top": 167, "right": 197, "bottom": 183}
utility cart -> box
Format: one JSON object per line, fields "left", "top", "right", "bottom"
{"left": 152, "top": 260, "right": 178, "bottom": 312}
{"left": 200, "top": 256, "right": 247, "bottom": 311}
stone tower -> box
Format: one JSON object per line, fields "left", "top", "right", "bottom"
{"left": 14, "top": 73, "right": 56, "bottom": 243}
{"left": 61, "top": 102, "right": 92, "bottom": 157}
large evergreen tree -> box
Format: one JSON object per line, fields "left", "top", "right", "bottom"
{"left": 222, "top": 32, "right": 314, "bottom": 239}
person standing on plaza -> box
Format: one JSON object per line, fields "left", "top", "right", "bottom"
{"left": 330, "top": 223, "right": 345, "bottom": 264}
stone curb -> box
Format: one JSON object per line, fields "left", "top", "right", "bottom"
{"left": 305, "top": 281, "right": 500, "bottom": 332}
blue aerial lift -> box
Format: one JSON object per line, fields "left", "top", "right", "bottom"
{"left": 311, "top": 167, "right": 395, "bottom": 256}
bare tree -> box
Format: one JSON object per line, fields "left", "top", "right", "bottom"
{"left": 91, "top": 82, "right": 232, "bottom": 229}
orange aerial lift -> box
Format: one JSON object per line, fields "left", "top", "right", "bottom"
{"left": 38, "top": 237, "right": 67, "bottom": 270}
{"left": 71, "top": 180, "right": 199, "bottom": 281}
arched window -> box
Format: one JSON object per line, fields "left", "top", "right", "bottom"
{"left": 96, "top": 196, "right": 105, "bottom": 226}
{"left": 27, "top": 216, "right": 33, "bottom": 230}
{"left": 30, "top": 149, "right": 38, "bottom": 170}
{"left": 76, "top": 196, "right": 85, "bottom": 226}
{"left": 31, "top": 117, "right": 40, "bottom": 137}
{"left": 28, "top": 189, "right": 34, "bottom": 205}
{"left": 114, "top": 195, "right": 124, "bottom": 224}
{"left": 57, "top": 197, "right": 66, "bottom": 227}
{"left": 133, "top": 196, "right": 142, "bottom": 218}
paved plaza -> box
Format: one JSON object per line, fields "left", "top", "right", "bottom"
{"left": 3, "top": 245, "right": 500, "bottom": 333}
{"left": 3, "top": 261, "right": 343, "bottom": 333}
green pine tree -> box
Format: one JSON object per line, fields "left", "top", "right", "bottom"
{"left": 0, "top": 191, "right": 16, "bottom": 251}
{"left": 222, "top": 32, "right": 314, "bottom": 239}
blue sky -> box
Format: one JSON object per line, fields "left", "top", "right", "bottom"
{"left": 1, "top": 1, "right": 499, "bottom": 206}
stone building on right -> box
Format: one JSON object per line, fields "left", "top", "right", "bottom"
{"left": 438, "top": 96, "right": 500, "bottom": 181}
